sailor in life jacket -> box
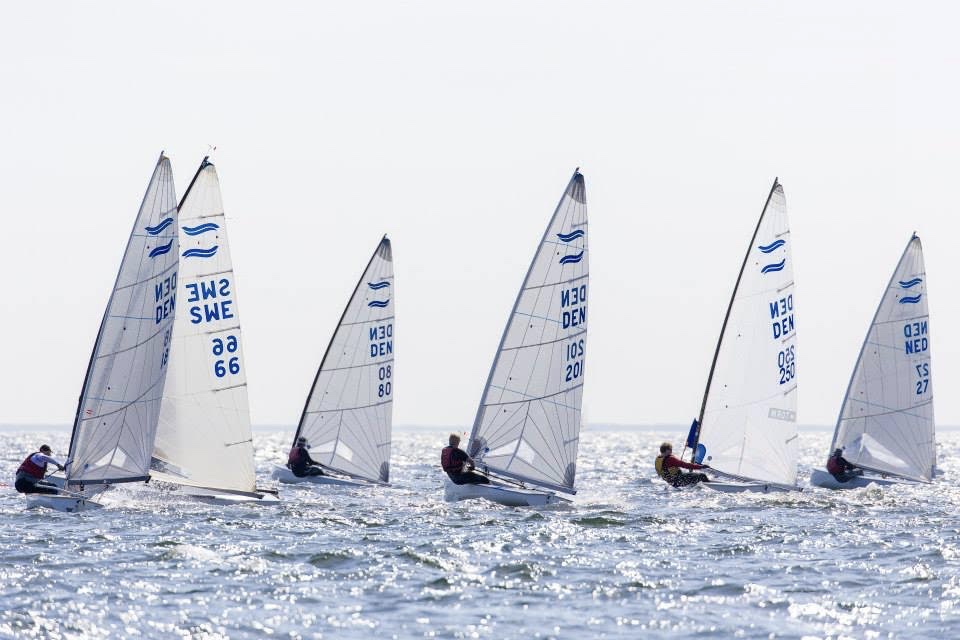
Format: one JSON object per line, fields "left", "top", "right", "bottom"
{"left": 654, "top": 442, "right": 710, "bottom": 488}
{"left": 14, "top": 444, "right": 65, "bottom": 495}
{"left": 826, "top": 448, "right": 863, "bottom": 483}
{"left": 440, "top": 434, "right": 490, "bottom": 485}
{"left": 287, "top": 436, "right": 325, "bottom": 478}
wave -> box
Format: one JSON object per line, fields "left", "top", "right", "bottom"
{"left": 148, "top": 240, "right": 173, "bottom": 258}
{"left": 145, "top": 218, "right": 174, "bottom": 236}
{"left": 760, "top": 259, "right": 786, "bottom": 274}
{"left": 757, "top": 239, "right": 786, "bottom": 253}
{"left": 899, "top": 295, "right": 923, "bottom": 304}
{"left": 559, "top": 251, "right": 584, "bottom": 265}
{"left": 368, "top": 300, "right": 390, "bottom": 308}
{"left": 899, "top": 278, "right": 923, "bottom": 289}
{"left": 367, "top": 281, "right": 391, "bottom": 290}
{"left": 182, "top": 245, "right": 219, "bottom": 259}
{"left": 182, "top": 223, "right": 220, "bottom": 236}
{"left": 556, "top": 230, "right": 585, "bottom": 243}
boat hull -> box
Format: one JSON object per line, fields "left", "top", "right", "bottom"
{"left": 25, "top": 495, "right": 103, "bottom": 512}
{"left": 271, "top": 465, "right": 369, "bottom": 487}
{"left": 809, "top": 468, "right": 913, "bottom": 489}
{"left": 443, "top": 477, "right": 567, "bottom": 506}
{"left": 702, "top": 480, "right": 796, "bottom": 494}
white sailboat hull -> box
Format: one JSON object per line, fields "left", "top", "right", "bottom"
{"left": 271, "top": 465, "right": 370, "bottom": 487}
{"left": 702, "top": 480, "right": 797, "bottom": 494}
{"left": 809, "top": 468, "right": 914, "bottom": 490}
{"left": 443, "top": 477, "right": 568, "bottom": 507}
{"left": 25, "top": 495, "right": 104, "bottom": 512}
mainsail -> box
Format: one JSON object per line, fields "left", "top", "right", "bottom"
{"left": 153, "top": 158, "right": 257, "bottom": 493}
{"left": 690, "top": 180, "right": 798, "bottom": 487}
{"left": 292, "top": 237, "right": 394, "bottom": 483}
{"left": 467, "top": 170, "right": 587, "bottom": 494}
{"left": 829, "top": 235, "right": 934, "bottom": 482}
{"left": 66, "top": 154, "right": 179, "bottom": 486}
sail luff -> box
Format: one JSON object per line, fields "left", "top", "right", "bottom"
{"left": 468, "top": 169, "right": 581, "bottom": 440}
{"left": 67, "top": 153, "right": 169, "bottom": 468}
{"left": 690, "top": 178, "right": 780, "bottom": 457}
{"left": 829, "top": 235, "right": 917, "bottom": 455}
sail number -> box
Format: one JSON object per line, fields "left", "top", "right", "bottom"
{"left": 161, "top": 328, "right": 172, "bottom": 369}
{"left": 565, "top": 338, "right": 585, "bottom": 382}
{"left": 778, "top": 345, "right": 795, "bottom": 385}
{"left": 916, "top": 363, "right": 930, "bottom": 395}
{"left": 378, "top": 365, "right": 392, "bottom": 398}
{"left": 212, "top": 335, "right": 240, "bottom": 378}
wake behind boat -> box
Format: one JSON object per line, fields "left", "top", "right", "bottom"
{"left": 150, "top": 157, "right": 276, "bottom": 505}
{"left": 273, "top": 236, "right": 395, "bottom": 488}
{"left": 24, "top": 154, "right": 180, "bottom": 512}
{"left": 677, "top": 180, "right": 800, "bottom": 494}
{"left": 445, "top": 169, "right": 587, "bottom": 507}
{"left": 810, "top": 234, "right": 935, "bottom": 490}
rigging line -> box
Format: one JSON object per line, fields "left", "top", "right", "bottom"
{"left": 335, "top": 314, "right": 395, "bottom": 329}
{"left": 477, "top": 403, "right": 529, "bottom": 449}
{"left": 520, "top": 273, "right": 589, "bottom": 292}
{"left": 482, "top": 381, "right": 584, "bottom": 407}
{"left": 313, "top": 358, "right": 395, "bottom": 374}
{"left": 522, "top": 407, "right": 567, "bottom": 483}
{"left": 498, "top": 328, "right": 587, "bottom": 353}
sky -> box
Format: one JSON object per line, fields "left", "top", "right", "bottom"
{"left": 1, "top": 1, "right": 958, "bottom": 429}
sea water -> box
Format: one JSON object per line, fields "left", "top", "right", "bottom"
{"left": 0, "top": 427, "right": 955, "bottom": 639}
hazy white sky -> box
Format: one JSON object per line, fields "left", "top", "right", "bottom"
{"left": 2, "top": 1, "right": 958, "bottom": 428}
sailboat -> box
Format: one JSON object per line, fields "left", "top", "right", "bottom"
{"left": 29, "top": 154, "right": 180, "bottom": 512}
{"left": 810, "top": 234, "right": 935, "bottom": 489}
{"left": 150, "top": 157, "right": 277, "bottom": 505}
{"left": 445, "top": 169, "right": 588, "bottom": 507}
{"left": 683, "top": 179, "right": 800, "bottom": 493}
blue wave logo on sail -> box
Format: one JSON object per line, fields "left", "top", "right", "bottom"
{"left": 368, "top": 299, "right": 390, "bottom": 308}
{"left": 145, "top": 218, "right": 174, "bottom": 236}
{"left": 148, "top": 240, "right": 173, "bottom": 258}
{"left": 757, "top": 239, "right": 786, "bottom": 253}
{"left": 556, "top": 230, "right": 585, "bottom": 243}
{"left": 899, "top": 294, "right": 923, "bottom": 304}
{"left": 760, "top": 259, "right": 786, "bottom": 274}
{"left": 559, "top": 251, "right": 584, "bottom": 265}
{"left": 182, "top": 223, "right": 220, "bottom": 236}
{"left": 182, "top": 246, "right": 219, "bottom": 259}
{"left": 367, "top": 281, "right": 391, "bottom": 290}
{"left": 899, "top": 278, "right": 922, "bottom": 289}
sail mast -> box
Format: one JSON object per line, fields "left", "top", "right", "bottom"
{"left": 689, "top": 178, "right": 780, "bottom": 458}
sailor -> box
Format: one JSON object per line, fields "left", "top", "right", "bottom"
{"left": 441, "top": 434, "right": 490, "bottom": 485}
{"left": 287, "top": 436, "right": 325, "bottom": 477}
{"left": 826, "top": 448, "right": 862, "bottom": 483}
{"left": 14, "top": 445, "right": 65, "bottom": 495}
{"left": 655, "top": 442, "right": 710, "bottom": 487}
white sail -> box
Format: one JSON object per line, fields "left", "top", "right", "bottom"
{"left": 693, "top": 181, "right": 798, "bottom": 487}
{"left": 830, "top": 235, "right": 934, "bottom": 482}
{"left": 153, "top": 159, "right": 256, "bottom": 493}
{"left": 67, "top": 154, "right": 179, "bottom": 486}
{"left": 294, "top": 237, "right": 394, "bottom": 483}
{"left": 468, "top": 171, "right": 587, "bottom": 494}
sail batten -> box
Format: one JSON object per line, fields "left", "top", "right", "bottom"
{"left": 829, "top": 235, "right": 935, "bottom": 482}
{"left": 66, "top": 154, "right": 180, "bottom": 487}
{"left": 693, "top": 181, "right": 799, "bottom": 487}
{"left": 154, "top": 160, "right": 256, "bottom": 493}
{"left": 468, "top": 171, "right": 588, "bottom": 493}
{"left": 294, "top": 237, "right": 395, "bottom": 484}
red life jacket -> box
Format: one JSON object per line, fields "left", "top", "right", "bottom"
{"left": 17, "top": 453, "right": 47, "bottom": 480}
{"left": 440, "top": 446, "right": 461, "bottom": 473}
{"left": 826, "top": 455, "right": 844, "bottom": 475}
{"left": 288, "top": 446, "right": 304, "bottom": 467}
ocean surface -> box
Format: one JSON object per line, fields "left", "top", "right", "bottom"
{"left": 0, "top": 426, "right": 955, "bottom": 639}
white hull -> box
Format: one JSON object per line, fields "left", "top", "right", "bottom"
{"left": 271, "top": 465, "right": 369, "bottom": 487}
{"left": 702, "top": 480, "right": 797, "bottom": 494}
{"left": 25, "top": 494, "right": 103, "bottom": 512}
{"left": 151, "top": 478, "right": 280, "bottom": 505}
{"left": 443, "top": 477, "right": 568, "bottom": 507}
{"left": 809, "top": 468, "right": 914, "bottom": 490}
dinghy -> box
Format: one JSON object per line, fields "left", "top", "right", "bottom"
{"left": 447, "top": 170, "right": 587, "bottom": 507}
{"left": 28, "top": 154, "right": 180, "bottom": 512}
{"left": 272, "top": 236, "right": 394, "bottom": 488}
{"left": 150, "top": 158, "right": 277, "bottom": 505}
{"left": 810, "top": 234, "right": 935, "bottom": 490}
{"left": 683, "top": 180, "right": 800, "bottom": 493}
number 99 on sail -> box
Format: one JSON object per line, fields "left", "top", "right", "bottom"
{"left": 211, "top": 335, "right": 241, "bottom": 378}
{"left": 778, "top": 345, "right": 795, "bottom": 385}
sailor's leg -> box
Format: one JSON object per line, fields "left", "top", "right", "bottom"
{"left": 674, "top": 473, "right": 706, "bottom": 487}
{"left": 306, "top": 466, "right": 325, "bottom": 477}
